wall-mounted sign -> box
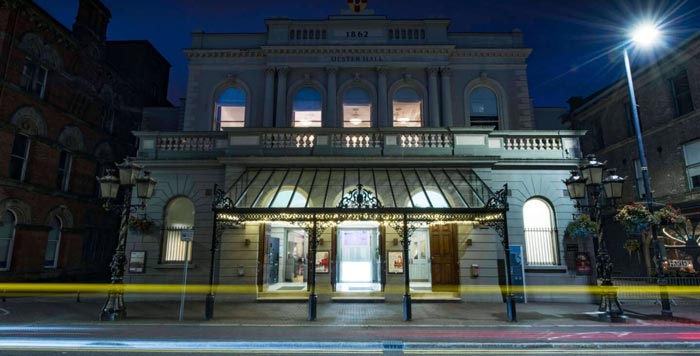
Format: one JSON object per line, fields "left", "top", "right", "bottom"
{"left": 129, "top": 251, "right": 146, "bottom": 273}
{"left": 669, "top": 259, "right": 692, "bottom": 268}
{"left": 509, "top": 245, "right": 526, "bottom": 303}
{"left": 576, "top": 252, "right": 592, "bottom": 275}
{"left": 329, "top": 55, "right": 384, "bottom": 63}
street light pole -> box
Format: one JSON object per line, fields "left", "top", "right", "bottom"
{"left": 622, "top": 47, "right": 672, "bottom": 318}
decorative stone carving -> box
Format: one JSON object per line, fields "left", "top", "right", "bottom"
{"left": 58, "top": 126, "right": 85, "bottom": 152}
{"left": 10, "top": 107, "right": 47, "bottom": 136}
{"left": 0, "top": 198, "right": 32, "bottom": 225}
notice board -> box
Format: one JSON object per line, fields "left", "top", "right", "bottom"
{"left": 509, "top": 245, "right": 526, "bottom": 303}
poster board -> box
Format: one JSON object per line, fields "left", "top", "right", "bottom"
{"left": 388, "top": 251, "right": 404, "bottom": 273}
{"left": 128, "top": 251, "right": 146, "bottom": 273}
{"left": 508, "top": 245, "right": 526, "bottom": 303}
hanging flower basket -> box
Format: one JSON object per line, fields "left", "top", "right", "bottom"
{"left": 653, "top": 205, "right": 686, "bottom": 229}
{"left": 615, "top": 203, "right": 654, "bottom": 233}
{"left": 128, "top": 216, "right": 157, "bottom": 234}
{"left": 623, "top": 238, "right": 640, "bottom": 254}
{"left": 565, "top": 214, "right": 599, "bottom": 239}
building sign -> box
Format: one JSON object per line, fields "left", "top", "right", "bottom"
{"left": 330, "top": 55, "right": 383, "bottom": 63}
{"left": 669, "top": 259, "right": 692, "bottom": 268}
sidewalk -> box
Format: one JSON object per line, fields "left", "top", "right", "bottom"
{"left": 2, "top": 296, "right": 699, "bottom": 327}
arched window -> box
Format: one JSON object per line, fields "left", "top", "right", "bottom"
{"left": 393, "top": 87, "right": 423, "bottom": 127}
{"left": 162, "top": 197, "right": 195, "bottom": 263}
{"left": 269, "top": 188, "right": 307, "bottom": 208}
{"left": 216, "top": 88, "right": 246, "bottom": 129}
{"left": 44, "top": 216, "right": 62, "bottom": 268}
{"left": 343, "top": 87, "right": 371, "bottom": 127}
{"left": 411, "top": 190, "right": 448, "bottom": 208}
{"left": 292, "top": 87, "right": 323, "bottom": 127}
{"left": 470, "top": 87, "right": 499, "bottom": 129}
{"left": 0, "top": 210, "right": 16, "bottom": 271}
{"left": 522, "top": 198, "right": 559, "bottom": 265}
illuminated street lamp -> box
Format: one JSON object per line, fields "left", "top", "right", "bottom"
{"left": 565, "top": 156, "right": 625, "bottom": 321}
{"left": 624, "top": 22, "right": 672, "bottom": 317}
{"left": 97, "top": 159, "right": 157, "bottom": 321}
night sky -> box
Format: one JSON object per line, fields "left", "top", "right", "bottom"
{"left": 35, "top": 0, "right": 700, "bottom": 108}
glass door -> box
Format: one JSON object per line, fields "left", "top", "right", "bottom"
{"left": 262, "top": 224, "right": 308, "bottom": 292}
{"left": 409, "top": 228, "right": 432, "bottom": 292}
{"left": 336, "top": 225, "right": 381, "bottom": 292}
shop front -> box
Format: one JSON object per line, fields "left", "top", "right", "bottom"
{"left": 206, "top": 167, "right": 513, "bottom": 320}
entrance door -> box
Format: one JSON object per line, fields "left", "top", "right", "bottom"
{"left": 336, "top": 226, "right": 381, "bottom": 292}
{"left": 430, "top": 224, "right": 459, "bottom": 291}
{"left": 409, "top": 229, "right": 431, "bottom": 290}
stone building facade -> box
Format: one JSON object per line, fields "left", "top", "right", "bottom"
{"left": 127, "top": 5, "right": 589, "bottom": 309}
{"left": 0, "top": 0, "right": 171, "bottom": 281}
{"left": 566, "top": 34, "right": 700, "bottom": 276}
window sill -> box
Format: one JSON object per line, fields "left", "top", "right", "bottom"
{"left": 154, "top": 263, "right": 197, "bottom": 270}
{"left": 524, "top": 266, "right": 567, "bottom": 273}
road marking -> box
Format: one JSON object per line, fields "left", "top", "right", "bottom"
{"left": 0, "top": 308, "right": 9, "bottom": 316}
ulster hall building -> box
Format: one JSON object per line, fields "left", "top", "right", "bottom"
{"left": 127, "top": 5, "right": 588, "bottom": 317}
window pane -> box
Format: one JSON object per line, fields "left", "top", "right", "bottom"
{"left": 470, "top": 88, "right": 498, "bottom": 116}
{"left": 523, "top": 199, "right": 558, "bottom": 265}
{"left": 684, "top": 140, "right": 700, "bottom": 165}
{"left": 44, "top": 217, "right": 61, "bottom": 268}
{"left": 9, "top": 135, "right": 29, "bottom": 181}
{"left": 11, "top": 135, "right": 28, "bottom": 157}
{"left": 343, "top": 88, "right": 371, "bottom": 127}
{"left": 217, "top": 88, "right": 246, "bottom": 129}
{"left": 393, "top": 88, "right": 422, "bottom": 127}
{"left": 0, "top": 211, "right": 16, "bottom": 269}
{"left": 673, "top": 73, "right": 693, "bottom": 117}
{"left": 163, "top": 197, "right": 195, "bottom": 263}
{"left": 293, "top": 87, "right": 323, "bottom": 127}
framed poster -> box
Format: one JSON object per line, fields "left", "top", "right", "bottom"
{"left": 315, "top": 251, "right": 329, "bottom": 273}
{"left": 129, "top": 251, "right": 146, "bottom": 273}
{"left": 576, "top": 252, "right": 592, "bottom": 275}
{"left": 388, "top": 251, "right": 404, "bottom": 273}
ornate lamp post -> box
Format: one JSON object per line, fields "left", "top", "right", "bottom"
{"left": 98, "top": 159, "right": 157, "bottom": 321}
{"left": 565, "top": 155, "right": 626, "bottom": 322}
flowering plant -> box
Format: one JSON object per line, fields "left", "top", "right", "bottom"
{"left": 623, "top": 239, "right": 640, "bottom": 253}
{"left": 615, "top": 203, "right": 654, "bottom": 233}
{"left": 128, "top": 215, "right": 157, "bottom": 233}
{"left": 565, "top": 214, "right": 599, "bottom": 239}
{"left": 653, "top": 205, "right": 686, "bottom": 228}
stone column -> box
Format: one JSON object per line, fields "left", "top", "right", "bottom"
{"left": 325, "top": 67, "right": 337, "bottom": 128}
{"left": 377, "top": 67, "right": 388, "bottom": 127}
{"left": 440, "top": 67, "right": 453, "bottom": 127}
{"left": 427, "top": 67, "right": 440, "bottom": 127}
{"left": 275, "top": 66, "right": 289, "bottom": 127}
{"left": 263, "top": 67, "right": 275, "bottom": 128}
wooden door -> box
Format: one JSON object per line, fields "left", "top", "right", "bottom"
{"left": 430, "top": 224, "right": 459, "bottom": 291}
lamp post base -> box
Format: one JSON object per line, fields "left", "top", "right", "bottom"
{"left": 99, "top": 292, "right": 126, "bottom": 321}
{"left": 205, "top": 294, "right": 215, "bottom": 320}
{"left": 506, "top": 294, "right": 517, "bottom": 322}
{"left": 597, "top": 286, "right": 625, "bottom": 323}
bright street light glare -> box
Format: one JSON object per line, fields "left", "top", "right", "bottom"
{"left": 631, "top": 23, "right": 660, "bottom": 47}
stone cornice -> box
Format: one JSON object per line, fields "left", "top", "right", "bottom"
{"left": 184, "top": 46, "right": 531, "bottom": 59}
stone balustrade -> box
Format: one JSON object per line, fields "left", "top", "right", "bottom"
{"left": 135, "top": 128, "right": 584, "bottom": 161}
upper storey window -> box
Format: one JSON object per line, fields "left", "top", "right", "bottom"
{"left": 393, "top": 87, "right": 423, "bottom": 127}
{"left": 216, "top": 88, "right": 246, "bottom": 129}
{"left": 343, "top": 88, "right": 371, "bottom": 128}
{"left": 470, "top": 87, "right": 499, "bottom": 129}
{"left": 292, "top": 88, "right": 323, "bottom": 127}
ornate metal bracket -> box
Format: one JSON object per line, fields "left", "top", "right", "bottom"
{"left": 486, "top": 184, "right": 509, "bottom": 210}
{"left": 387, "top": 220, "right": 419, "bottom": 242}
{"left": 213, "top": 187, "right": 235, "bottom": 210}
{"left": 338, "top": 184, "right": 382, "bottom": 209}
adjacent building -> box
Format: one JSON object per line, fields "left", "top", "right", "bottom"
{"left": 566, "top": 34, "right": 700, "bottom": 276}
{"left": 0, "top": 0, "right": 171, "bottom": 281}
{"left": 128, "top": 4, "right": 588, "bottom": 310}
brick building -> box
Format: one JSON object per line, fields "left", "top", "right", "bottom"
{"left": 566, "top": 34, "right": 700, "bottom": 276}
{"left": 0, "top": 0, "right": 171, "bottom": 281}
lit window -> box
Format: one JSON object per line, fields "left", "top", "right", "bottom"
{"left": 216, "top": 88, "right": 246, "bottom": 129}
{"left": 44, "top": 216, "right": 62, "bottom": 268}
{"left": 683, "top": 139, "right": 700, "bottom": 190}
{"left": 343, "top": 88, "right": 371, "bottom": 127}
{"left": 292, "top": 87, "right": 323, "bottom": 127}
{"left": 411, "top": 190, "right": 448, "bottom": 208}
{"left": 56, "top": 150, "right": 72, "bottom": 192}
{"left": 392, "top": 87, "right": 422, "bottom": 127}
{"left": 522, "top": 198, "right": 558, "bottom": 266}
{"left": 20, "top": 58, "right": 48, "bottom": 98}
{"left": 0, "top": 210, "right": 16, "bottom": 271}
{"left": 9, "top": 134, "right": 30, "bottom": 181}
{"left": 270, "top": 188, "right": 308, "bottom": 208}
{"left": 671, "top": 71, "right": 693, "bottom": 117}
{"left": 162, "top": 197, "right": 195, "bottom": 263}
{"left": 470, "top": 87, "right": 499, "bottom": 129}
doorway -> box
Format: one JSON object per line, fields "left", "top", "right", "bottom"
{"left": 335, "top": 222, "right": 381, "bottom": 292}
{"left": 409, "top": 228, "right": 432, "bottom": 292}
{"left": 260, "top": 223, "right": 308, "bottom": 292}
{"left": 429, "top": 224, "right": 459, "bottom": 292}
